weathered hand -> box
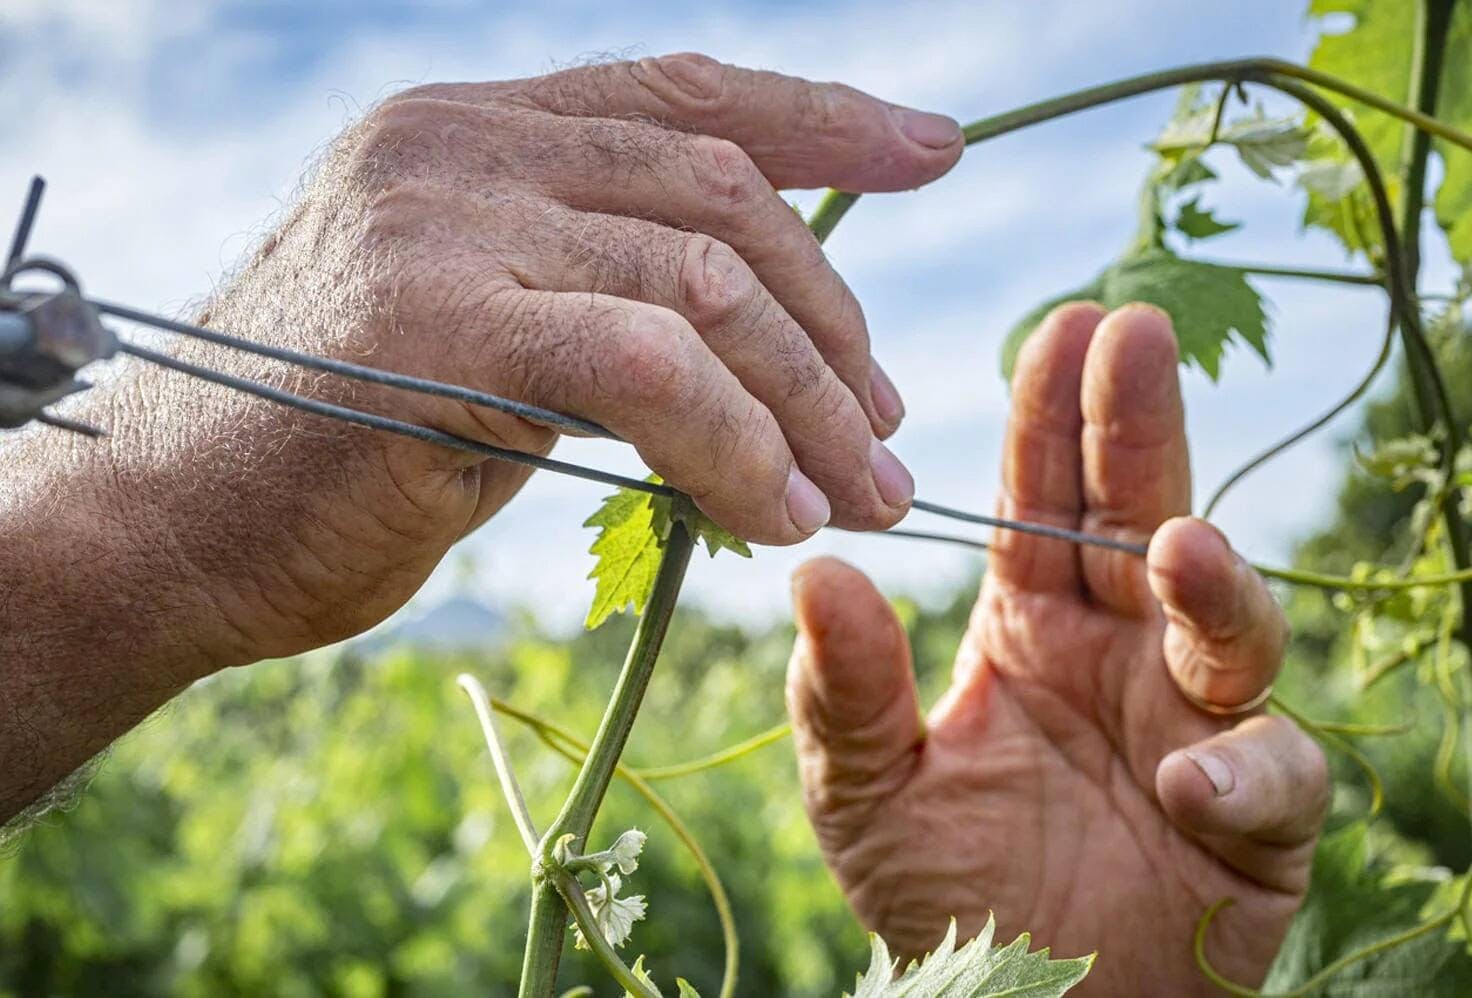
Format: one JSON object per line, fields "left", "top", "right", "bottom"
{"left": 66, "top": 54, "right": 962, "bottom": 672}
{"left": 786, "top": 304, "right": 1329, "bottom": 994}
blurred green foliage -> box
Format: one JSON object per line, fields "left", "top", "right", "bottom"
{"left": 0, "top": 591, "right": 974, "bottom": 997}
{"left": 1275, "top": 308, "right": 1472, "bottom": 872}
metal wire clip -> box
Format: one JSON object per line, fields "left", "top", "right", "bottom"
{"left": 0, "top": 256, "right": 116, "bottom": 432}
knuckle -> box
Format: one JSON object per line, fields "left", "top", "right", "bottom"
{"left": 689, "top": 135, "right": 765, "bottom": 211}
{"left": 1169, "top": 632, "right": 1249, "bottom": 705}
{"left": 348, "top": 98, "right": 445, "bottom": 184}
{"left": 612, "top": 309, "right": 694, "bottom": 411}
{"left": 679, "top": 236, "right": 755, "bottom": 329}
{"left": 631, "top": 52, "right": 727, "bottom": 109}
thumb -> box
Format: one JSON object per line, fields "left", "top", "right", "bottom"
{"left": 787, "top": 557, "right": 922, "bottom": 832}
{"left": 1156, "top": 715, "right": 1328, "bottom": 893}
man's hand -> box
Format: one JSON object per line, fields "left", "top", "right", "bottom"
{"left": 786, "top": 304, "right": 1328, "bottom": 994}
{"left": 0, "top": 55, "right": 961, "bottom": 821}
{"left": 89, "top": 54, "right": 964, "bottom": 663}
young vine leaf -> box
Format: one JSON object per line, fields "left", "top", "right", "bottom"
{"left": 1152, "top": 101, "right": 1309, "bottom": 183}
{"left": 1174, "top": 196, "right": 1241, "bottom": 240}
{"left": 1155, "top": 153, "right": 1217, "bottom": 195}
{"left": 584, "top": 477, "right": 751, "bottom": 629}
{"left": 1261, "top": 822, "right": 1472, "bottom": 994}
{"left": 1002, "top": 83, "right": 1284, "bottom": 384}
{"left": 1001, "top": 250, "right": 1269, "bottom": 382}
{"left": 618, "top": 956, "right": 701, "bottom": 998}
{"left": 572, "top": 872, "right": 647, "bottom": 951}
{"left": 847, "top": 915, "right": 1093, "bottom": 998}
{"left": 1219, "top": 113, "right": 1312, "bottom": 182}
{"left": 584, "top": 486, "right": 669, "bottom": 630}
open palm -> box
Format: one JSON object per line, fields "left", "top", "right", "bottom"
{"left": 786, "top": 304, "right": 1328, "bottom": 995}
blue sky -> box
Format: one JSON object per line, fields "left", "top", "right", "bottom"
{"left": 1, "top": 1, "right": 1450, "bottom": 630}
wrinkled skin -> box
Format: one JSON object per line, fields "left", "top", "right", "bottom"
{"left": 2, "top": 55, "right": 963, "bottom": 819}
{"left": 788, "top": 304, "right": 1330, "bottom": 995}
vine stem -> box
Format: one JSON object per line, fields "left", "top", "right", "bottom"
{"left": 519, "top": 520, "right": 696, "bottom": 998}
{"left": 1395, "top": 0, "right": 1472, "bottom": 651}
{"left": 485, "top": 693, "right": 739, "bottom": 998}
{"left": 1203, "top": 313, "right": 1396, "bottom": 518}
{"left": 810, "top": 58, "right": 1470, "bottom": 545}
{"left": 635, "top": 723, "right": 792, "bottom": 781}
{"left": 806, "top": 57, "right": 1472, "bottom": 239}
{"left": 512, "top": 711, "right": 742, "bottom": 998}
{"left": 819, "top": 53, "right": 1472, "bottom": 615}
{"left": 1269, "top": 696, "right": 1384, "bottom": 816}
{"left": 550, "top": 870, "right": 658, "bottom": 997}
{"left": 1201, "top": 260, "right": 1384, "bottom": 286}
{"left": 1253, "top": 562, "right": 1472, "bottom": 592}
{"left": 458, "top": 673, "right": 541, "bottom": 855}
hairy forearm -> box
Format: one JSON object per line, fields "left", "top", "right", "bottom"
{"left": 0, "top": 413, "right": 231, "bottom": 824}
{"left": 0, "top": 282, "right": 477, "bottom": 826}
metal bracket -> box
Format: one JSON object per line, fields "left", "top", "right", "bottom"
{"left": 0, "top": 180, "right": 116, "bottom": 434}
{"left": 0, "top": 281, "right": 116, "bottom": 429}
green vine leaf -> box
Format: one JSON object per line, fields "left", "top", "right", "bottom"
{"left": 1175, "top": 196, "right": 1241, "bottom": 240}
{"left": 584, "top": 477, "right": 751, "bottom": 630}
{"left": 1301, "top": 0, "right": 1472, "bottom": 266}
{"left": 584, "top": 486, "right": 670, "bottom": 630}
{"left": 1263, "top": 822, "right": 1472, "bottom": 994}
{"left": 1001, "top": 250, "right": 1270, "bottom": 382}
{"left": 1438, "top": 132, "right": 1472, "bottom": 264}
{"left": 847, "top": 915, "right": 1093, "bottom": 998}
{"left": 1433, "top": 1, "right": 1472, "bottom": 264}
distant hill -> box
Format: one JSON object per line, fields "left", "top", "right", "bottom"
{"left": 355, "top": 594, "right": 507, "bottom": 655}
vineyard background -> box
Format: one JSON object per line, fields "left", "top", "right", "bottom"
{"left": 5, "top": 0, "right": 1472, "bottom": 995}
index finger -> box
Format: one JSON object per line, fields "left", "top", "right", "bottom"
{"left": 424, "top": 53, "right": 964, "bottom": 192}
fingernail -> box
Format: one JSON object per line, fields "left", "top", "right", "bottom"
{"left": 786, "top": 467, "right": 831, "bottom": 535}
{"left": 869, "top": 364, "right": 905, "bottom": 429}
{"left": 1186, "top": 750, "right": 1235, "bottom": 797}
{"left": 892, "top": 106, "right": 962, "bottom": 149}
{"left": 869, "top": 438, "right": 915, "bottom": 508}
